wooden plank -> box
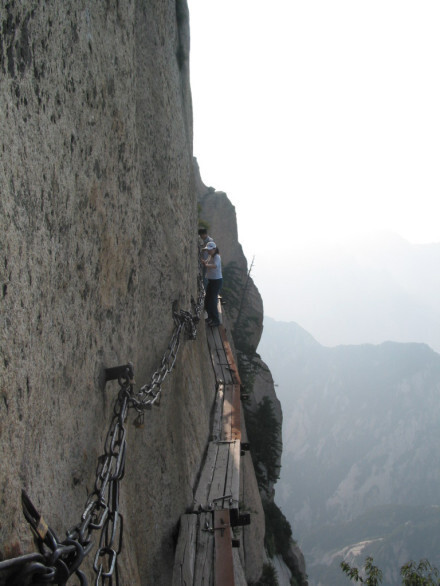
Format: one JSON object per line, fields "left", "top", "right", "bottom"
{"left": 209, "top": 324, "right": 234, "bottom": 385}
{"left": 207, "top": 443, "right": 229, "bottom": 507}
{"left": 224, "top": 441, "right": 240, "bottom": 512}
{"left": 210, "top": 323, "right": 224, "bottom": 349}
{"left": 173, "top": 514, "right": 197, "bottom": 586}
{"left": 194, "top": 512, "right": 215, "bottom": 586}
{"left": 206, "top": 326, "right": 226, "bottom": 383}
{"left": 173, "top": 310, "right": 243, "bottom": 585}
{"left": 214, "top": 510, "right": 235, "bottom": 586}
{"left": 222, "top": 385, "right": 241, "bottom": 442}
{"left": 194, "top": 442, "right": 240, "bottom": 513}
{"left": 205, "top": 307, "right": 236, "bottom": 386}
{"left": 222, "top": 385, "right": 234, "bottom": 441}
{"left": 219, "top": 327, "right": 242, "bottom": 386}
{"left": 206, "top": 334, "right": 232, "bottom": 385}
{"left": 193, "top": 442, "right": 219, "bottom": 511}
{"left": 211, "top": 384, "right": 225, "bottom": 443}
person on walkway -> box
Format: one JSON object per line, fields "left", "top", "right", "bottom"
{"left": 198, "top": 227, "right": 212, "bottom": 243}
{"left": 198, "top": 228, "right": 213, "bottom": 289}
{"left": 202, "top": 241, "right": 222, "bottom": 327}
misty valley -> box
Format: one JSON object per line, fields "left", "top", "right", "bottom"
{"left": 259, "top": 317, "right": 440, "bottom": 585}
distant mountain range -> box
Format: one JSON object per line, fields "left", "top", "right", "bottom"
{"left": 258, "top": 317, "right": 440, "bottom": 585}
{"left": 258, "top": 233, "right": 440, "bottom": 353}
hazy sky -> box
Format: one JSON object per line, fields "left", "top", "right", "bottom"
{"left": 189, "top": 1, "right": 440, "bottom": 257}
{"left": 189, "top": 1, "right": 440, "bottom": 338}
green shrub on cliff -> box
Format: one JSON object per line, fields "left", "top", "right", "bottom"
{"left": 263, "top": 500, "right": 293, "bottom": 558}
{"left": 246, "top": 396, "right": 282, "bottom": 488}
{"left": 251, "top": 562, "right": 280, "bottom": 585}
{"left": 341, "top": 556, "right": 440, "bottom": 585}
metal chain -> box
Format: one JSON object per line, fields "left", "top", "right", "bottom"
{"left": 0, "top": 251, "right": 206, "bottom": 585}
{"left": 128, "top": 248, "right": 205, "bottom": 416}
{"left": 129, "top": 305, "right": 199, "bottom": 413}
{"left": 72, "top": 380, "right": 130, "bottom": 586}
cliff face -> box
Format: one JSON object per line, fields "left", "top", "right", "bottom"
{"left": 0, "top": 2, "right": 283, "bottom": 585}
{"left": 1, "top": 2, "right": 215, "bottom": 584}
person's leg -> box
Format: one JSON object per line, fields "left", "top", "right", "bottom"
{"left": 208, "top": 279, "right": 222, "bottom": 324}
{"left": 205, "top": 280, "right": 213, "bottom": 320}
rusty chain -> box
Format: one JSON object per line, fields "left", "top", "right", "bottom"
{"left": 0, "top": 251, "right": 206, "bottom": 585}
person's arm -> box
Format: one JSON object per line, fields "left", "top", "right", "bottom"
{"left": 203, "top": 255, "right": 219, "bottom": 269}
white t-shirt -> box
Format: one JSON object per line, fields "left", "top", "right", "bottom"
{"left": 206, "top": 254, "right": 222, "bottom": 280}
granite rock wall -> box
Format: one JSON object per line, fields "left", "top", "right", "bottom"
{"left": 0, "top": 2, "right": 216, "bottom": 583}
{"left": 0, "top": 2, "right": 281, "bottom": 583}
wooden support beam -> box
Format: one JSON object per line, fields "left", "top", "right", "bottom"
{"left": 231, "top": 384, "right": 241, "bottom": 441}
{"left": 214, "top": 510, "right": 235, "bottom": 586}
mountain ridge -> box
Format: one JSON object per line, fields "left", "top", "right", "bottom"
{"left": 258, "top": 317, "right": 440, "bottom": 585}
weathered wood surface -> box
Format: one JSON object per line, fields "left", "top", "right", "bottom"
{"left": 222, "top": 385, "right": 241, "bottom": 442}
{"left": 194, "top": 512, "right": 215, "bottom": 586}
{"left": 208, "top": 443, "right": 230, "bottom": 506}
{"left": 223, "top": 440, "right": 240, "bottom": 511}
{"left": 219, "top": 327, "right": 241, "bottom": 386}
{"left": 173, "top": 308, "right": 245, "bottom": 585}
{"left": 173, "top": 514, "right": 197, "bottom": 586}
{"left": 193, "top": 440, "right": 240, "bottom": 512}
{"left": 214, "top": 510, "right": 235, "bottom": 586}
{"left": 211, "top": 383, "right": 224, "bottom": 442}
{"left": 206, "top": 325, "right": 232, "bottom": 384}
{"left": 205, "top": 305, "right": 235, "bottom": 386}
{"left": 207, "top": 339, "right": 226, "bottom": 383}
{"left": 193, "top": 442, "right": 218, "bottom": 511}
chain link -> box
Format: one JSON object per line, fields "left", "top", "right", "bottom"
{"left": 0, "top": 252, "right": 206, "bottom": 585}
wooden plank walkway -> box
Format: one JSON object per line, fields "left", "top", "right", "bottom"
{"left": 173, "top": 302, "right": 248, "bottom": 586}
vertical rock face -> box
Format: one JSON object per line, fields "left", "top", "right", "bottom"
{"left": 0, "top": 2, "right": 294, "bottom": 585}
{"left": 0, "top": 2, "right": 215, "bottom": 584}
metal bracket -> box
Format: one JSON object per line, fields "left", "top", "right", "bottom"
{"left": 104, "top": 363, "right": 134, "bottom": 384}
{"left": 230, "top": 510, "right": 251, "bottom": 527}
